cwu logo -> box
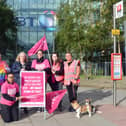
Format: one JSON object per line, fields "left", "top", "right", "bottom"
{"left": 38, "top": 14, "right": 56, "bottom": 31}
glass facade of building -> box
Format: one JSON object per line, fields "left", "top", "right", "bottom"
{"left": 6, "top": 0, "right": 63, "bottom": 52}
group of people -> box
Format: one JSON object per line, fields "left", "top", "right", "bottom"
{"left": 0, "top": 50, "right": 81, "bottom": 123}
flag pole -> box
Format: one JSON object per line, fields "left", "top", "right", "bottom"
{"left": 43, "top": 10, "right": 57, "bottom": 67}
{"left": 42, "top": 10, "right": 52, "bottom": 66}
{"left": 44, "top": 33, "right": 52, "bottom": 67}
{"left": 47, "top": 48, "right": 52, "bottom": 67}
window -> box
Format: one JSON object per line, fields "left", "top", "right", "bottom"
{"left": 13, "top": 0, "right": 21, "bottom": 10}
{"left": 30, "top": 32, "right": 37, "bottom": 44}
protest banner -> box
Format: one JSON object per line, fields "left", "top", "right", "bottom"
{"left": 19, "top": 71, "right": 46, "bottom": 108}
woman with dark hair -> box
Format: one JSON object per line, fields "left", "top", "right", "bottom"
{"left": 0, "top": 72, "right": 23, "bottom": 123}
{"left": 31, "top": 50, "right": 58, "bottom": 112}
{"left": 31, "top": 49, "right": 57, "bottom": 91}
{"left": 51, "top": 52, "right": 64, "bottom": 111}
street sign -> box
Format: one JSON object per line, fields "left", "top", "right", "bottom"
{"left": 111, "top": 53, "right": 122, "bottom": 80}
{"left": 112, "top": 29, "right": 120, "bottom": 35}
{"left": 114, "top": 1, "right": 123, "bottom": 19}
{"left": 112, "top": 1, "right": 123, "bottom": 107}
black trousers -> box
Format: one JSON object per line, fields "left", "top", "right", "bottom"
{"left": 47, "top": 76, "right": 59, "bottom": 91}
{"left": 66, "top": 83, "right": 78, "bottom": 103}
{"left": 0, "top": 102, "right": 19, "bottom": 123}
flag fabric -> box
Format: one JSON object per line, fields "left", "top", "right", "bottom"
{"left": 50, "top": 11, "right": 56, "bottom": 15}
{"left": 46, "top": 89, "right": 67, "bottom": 114}
{"left": 43, "top": 10, "right": 56, "bottom": 15}
{"left": 42, "top": 35, "right": 48, "bottom": 51}
{"left": 28, "top": 39, "right": 42, "bottom": 56}
{"left": 28, "top": 34, "right": 48, "bottom": 56}
{"left": 43, "top": 10, "right": 48, "bottom": 14}
{"left": 0, "top": 64, "right": 6, "bottom": 86}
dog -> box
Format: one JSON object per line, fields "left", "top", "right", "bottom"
{"left": 76, "top": 99, "right": 95, "bottom": 119}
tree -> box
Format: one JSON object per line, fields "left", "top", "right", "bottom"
{"left": 55, "top": 0, "right": 125, "bottom": 62}
{"left": 0, "top": 0, "right": 17, "bottom": 54}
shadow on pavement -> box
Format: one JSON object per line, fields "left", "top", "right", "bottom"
{"left": 19, "top": 108, "right": 41, "bottom": 120}
{"left": 0, "top": 89, "right": 112, "bottom": 121}
{"left": 117, "top": 96, "right": 126, "bottom": 106}
{"left": 62, "top": 88, "right": 112, "bottom": 111}
{"left": 78, "top": 89, "right": 112, "bottom": 104}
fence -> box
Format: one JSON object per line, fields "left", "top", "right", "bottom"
{"left": 81, "top": 61, "right": 126, "bottom": 77}
{"left": 2, "top": 52, "right": 126, "bottom": 77}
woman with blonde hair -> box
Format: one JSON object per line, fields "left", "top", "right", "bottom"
{"left": 11, "top": 52, "right": 31, "bottom": 114}
{"left": 11, "top": 52, "right": 31, "bottom": 86}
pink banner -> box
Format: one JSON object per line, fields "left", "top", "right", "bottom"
{"left": 46, "top": 89, "right": 67, "bottom": 114}
{"left": 20, "top": 71, "right": 45, "bottom": 107}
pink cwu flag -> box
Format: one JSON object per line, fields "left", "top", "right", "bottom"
{"left": 43, "top": 10, "right": 48, "bottom": 14}
{"left": 46, "top": 89, "right": 67, "bottom": 114}
{"left": 42, "top": 35, "right": 48, "bottom": 51}
{"left": 43, "top": 10, "right": 56, "bottom": 15}
{"left": 50, "top": 10, "right": 56, "bottom": 15}
{"left": 28, "top": 34, "right": 48, "bottom": 56}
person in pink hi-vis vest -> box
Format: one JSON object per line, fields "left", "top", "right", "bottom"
{"left": 51, "top": 52, "right": 64, "bottom": 111}
{"left": 64, "top": 52, "right": 91, "bottom": 116}
{"left": 64, "top": 52, "right": 80, "bottom": 112}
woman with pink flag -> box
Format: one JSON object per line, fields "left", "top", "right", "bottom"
{"left": 31, "top": 49, "right": 58, "bottom": 112}
{"left": 31, "top": 49, "right": 58, "bottom": 91}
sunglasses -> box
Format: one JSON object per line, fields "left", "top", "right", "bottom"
{"left": 8, "top": 76, "right": 14, "bottom": 78}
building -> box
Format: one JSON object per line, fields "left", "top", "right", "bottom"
{"left": 6, "top": 0, "right": 101, "bottom": 53}
{"left": 6, "top": 0, "right": 64, "bottom": 53}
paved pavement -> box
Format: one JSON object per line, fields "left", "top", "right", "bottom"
{"left": 80, "top": 76, "right": 126, "bottom": 89}
{"left": 99, "top": 104, "right": 126, "bottom": 126}
{"left": 0, "top": 86, "right": 126, "bottom": 126}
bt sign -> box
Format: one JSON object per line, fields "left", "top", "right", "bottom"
{"left": 15, "top": 16, "right": 36, "bottom": 27}
{"left": 15, "top": 14, "right": 57, "bottom": 31}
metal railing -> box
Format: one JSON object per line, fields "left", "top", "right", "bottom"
{"left": 81, "top": 61, "right": 126, "bottom": 76}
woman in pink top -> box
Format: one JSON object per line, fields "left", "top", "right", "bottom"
{"left": 31, "top": 49, "right": 58, "bottom": 91}
{"left": 0, "top": 72, "right": 23, "bottom": 123}
{"left": 31, "top": 50, "right": 58, "bottom": 112}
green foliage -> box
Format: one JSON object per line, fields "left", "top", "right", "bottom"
{"left": 55, "top": 0, "right": 125, "bottom": 61}
{"left": 0, "top": 0, "right": 17, "bottom": 54}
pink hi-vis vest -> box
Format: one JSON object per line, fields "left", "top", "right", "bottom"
{"left": 52, "top": 63, "right": 64, "bottom": 82}
{"left": 64, "top": 60, "right": 80, "bottom": 86}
